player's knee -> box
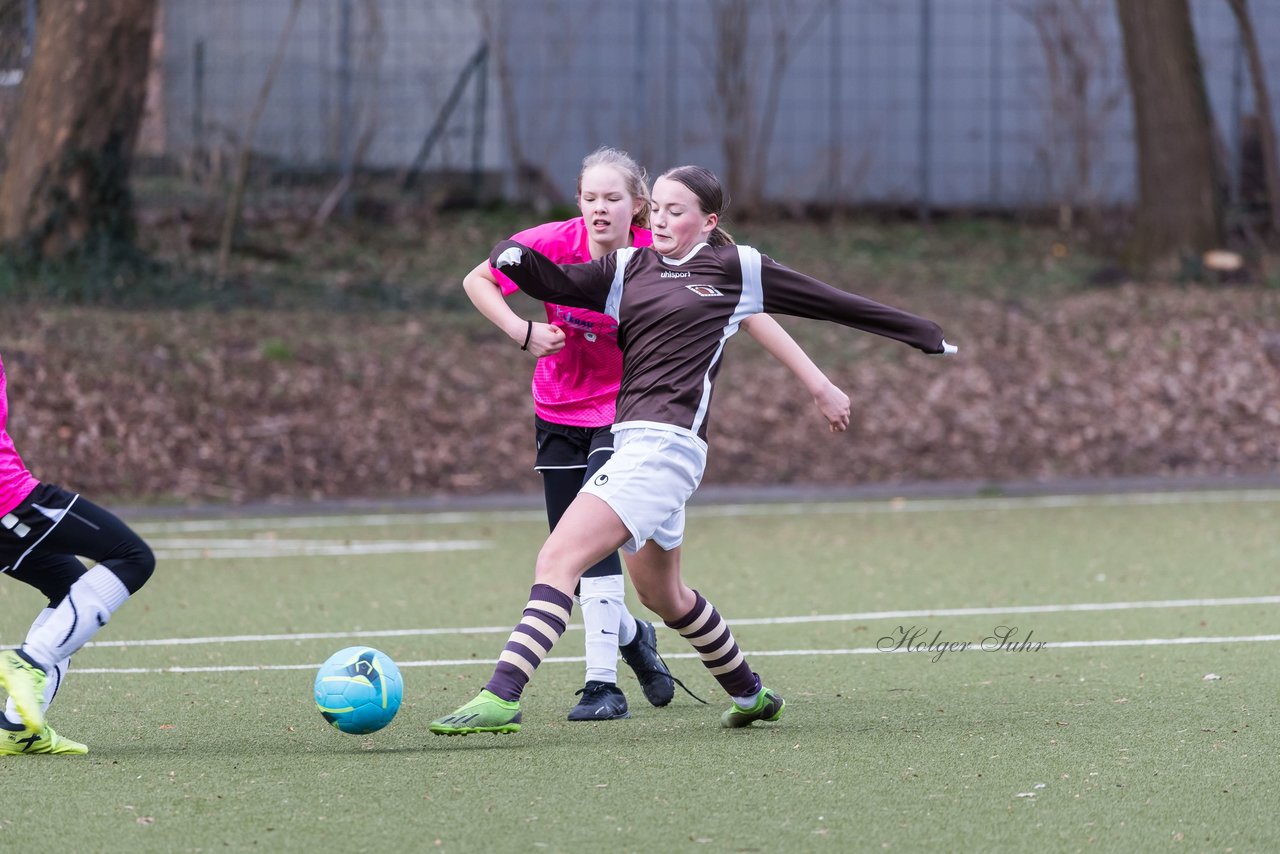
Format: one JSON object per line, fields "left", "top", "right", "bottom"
{"left": 629, "top": 581, "right": 691, "bottom": 622}
{"left": 631, "top": 583, "right": 680, "bottom": 621}
{"left": 533, "top": 540, "right": 581, "bottom": 590}
{"left": 633, "top": 585, "right": 660, "bottom": 613}
{"left": 110, "top": 538, "right": 156, "bottom": 595}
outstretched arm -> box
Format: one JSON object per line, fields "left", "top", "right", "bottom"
{"left": 741, "top": 314, "right": 851, "bottom": 433}
{"left": 755, "top": 252, "right": 956, "bottom": 355}
{"left": 462, "top": 260, "right": 566, "bottom": 357}
{"left": 490, "top": 240, "right": 615, "bottom": 313}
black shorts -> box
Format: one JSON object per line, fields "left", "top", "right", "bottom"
{"left": 0, "top": 482, "right": 79, "bottom": 574}
{"left": 533, "top": 416, "right": 614, "bottom": 472}
{"left": 1, "top": 482, "right": 154, "bottom": 602}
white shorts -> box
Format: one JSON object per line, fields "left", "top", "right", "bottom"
{"left": 577, "top": 426, "right": 707, "bottom": 553}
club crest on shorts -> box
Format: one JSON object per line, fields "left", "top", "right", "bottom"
{"left": 686, "top": 284, "right": 724, "bottom": 297}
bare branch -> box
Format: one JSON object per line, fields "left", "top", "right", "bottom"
{"left": 1225, "top": 0, "right": 1280, "bottom": 238}
{"left": 216, "top": 0, "right": 304, "bottom": 282}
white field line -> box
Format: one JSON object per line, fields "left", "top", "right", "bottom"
{"left": 136, "top": 511, "right": 546, "bottom": 534}
{"left": 132, "top": 489, "right": 1280, "bottom": 535}
{"left": 146, "top": 538, "right": 474, "bottom": 548}
{"left": 694, "top": 490, "right": 1280, "bottom": 519}
{"left": 49, "top": 593, "right": 1280, "bottom": 651}
{"left": 52, "top": 493, "right": 1280, "bottom": 673}
{"left": 71, "top": 633, "right": 1280, "bottom": 675}
{"left": 150, "top": 538, "right": 490, "bottom": 560}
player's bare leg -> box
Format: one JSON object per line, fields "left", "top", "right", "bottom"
{"left": 628, "top": 542, "right": 784, "bottom": 728}
{"left": 430, "top": 495, "right": 630, "bottom": 736}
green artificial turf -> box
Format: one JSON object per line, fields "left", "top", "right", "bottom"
{"left": 1, "top": 490, "right": 1276, "bottom": 852}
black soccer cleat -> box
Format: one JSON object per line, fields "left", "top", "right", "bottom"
{"left": 619, "top": 620, "right": 675, "bottom": 707}
{"left": 567, "top": 680, "right": 630, "bottom": 721}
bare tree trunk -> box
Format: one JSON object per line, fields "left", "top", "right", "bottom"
{"left": 0, "top": 0, "right": 158, "bottom": 260}
{"left": 1225, "top": 0, "right": 1280, "bottom": 239}
{"left": 1114, "top": 0, "right": 1223, "bottom": 268}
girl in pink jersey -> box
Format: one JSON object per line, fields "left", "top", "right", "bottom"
{"left": 434, "top": 165, "right": 955, "bottom": 736}
{"left": 461, "top": 148, "right": 851, "bottom": 723}
{"left": 0, "top": 353, "right": 156, "bottom": 755}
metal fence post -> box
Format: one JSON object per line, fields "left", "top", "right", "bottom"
{"left": 22, "top": 0, "right": 36, "bottom": 66}
{"left": 338, "top": 0, "right": 355, "bottom": 218}
{"left": 989, "top": 0, "right": 1002, "bottom": 206}
{"left": 830, "top": 0, "right": 843, "bottom": 205}
{"left": 918, "top": 0, "right": 932, "bottom": 221}
{"left": 665, "top": 0, "right": 678, "bottom": 171}
{"left": 193, "top": 40, "right": 205, "bottom": 158}
{"left": 636, "top": 3, "right": 650, "bottom": 171}
{"left": 471, "top": 42, "right": 488, "bottom": 200}
{"left": 1229, "top": 20, "right": 1244, "bottom": 212}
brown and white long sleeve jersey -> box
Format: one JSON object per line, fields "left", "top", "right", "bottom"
{"left": 491, "top": 239, "right": 948, "bottom": 443}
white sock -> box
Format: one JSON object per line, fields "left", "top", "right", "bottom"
{"left": 4, "top": 609, "right": 70, "bottom": 727}
{"left": 617, "top": 609, "right": 638, "bottom": 647}
{"left": 21, "top": 564, "right": 129, "bottom": 672}
{"left": 578, "top": 575, "right": 628, "bottom": 684}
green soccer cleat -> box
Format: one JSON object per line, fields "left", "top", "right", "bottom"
{"left": 429, "top": 689, "right": 522, "bottom": 736}
{"left": 0, "top": 650, "right": 47, "bottom": 731}
{"left": 721, "top": 687, "right": 785, "bottom": 728}
{"left": 0, "top": 724, "right": 88, "bottom": 755}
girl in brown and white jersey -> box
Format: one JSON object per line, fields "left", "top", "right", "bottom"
{"left": 430, "top": 166, "right": 957, "bottom": 737}
{"left": 461, "top": 148, "right": 852, "bottom": 724}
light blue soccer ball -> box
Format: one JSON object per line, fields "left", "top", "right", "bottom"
{"left": 314, "top": 646, "right": 404, "bottom": 734}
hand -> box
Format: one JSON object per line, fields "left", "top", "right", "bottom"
{"left": 938, "top": 339, "right": 958, "bottom": 355}
{"left": 523, "top": 322, "right": 566, "bottom": 357}
{"left": 812, "top": 381, "right": 851, "bottom": 433}
{"left": 495, "top": 246, "right": 523, "bottom": 267}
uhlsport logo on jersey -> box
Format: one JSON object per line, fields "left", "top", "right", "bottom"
{"left": 686, "top": 284, "right": 724, "bottom": 297}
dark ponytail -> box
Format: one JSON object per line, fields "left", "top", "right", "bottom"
{"left": 707, "top": 225, "right": 735, "bottom": 247}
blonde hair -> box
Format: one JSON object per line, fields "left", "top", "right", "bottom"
{"left": 659, "top": 165, "right": 734, "bottom": 246}
{"left": 578, "top": 147, "right": 651, "bottom": 229}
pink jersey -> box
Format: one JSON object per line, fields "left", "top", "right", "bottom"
{"left": 0, "top": 354, "right": 39, "bottom": 516}
{"left": 492, "top": 218, "right": 652, "bottom": 427}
